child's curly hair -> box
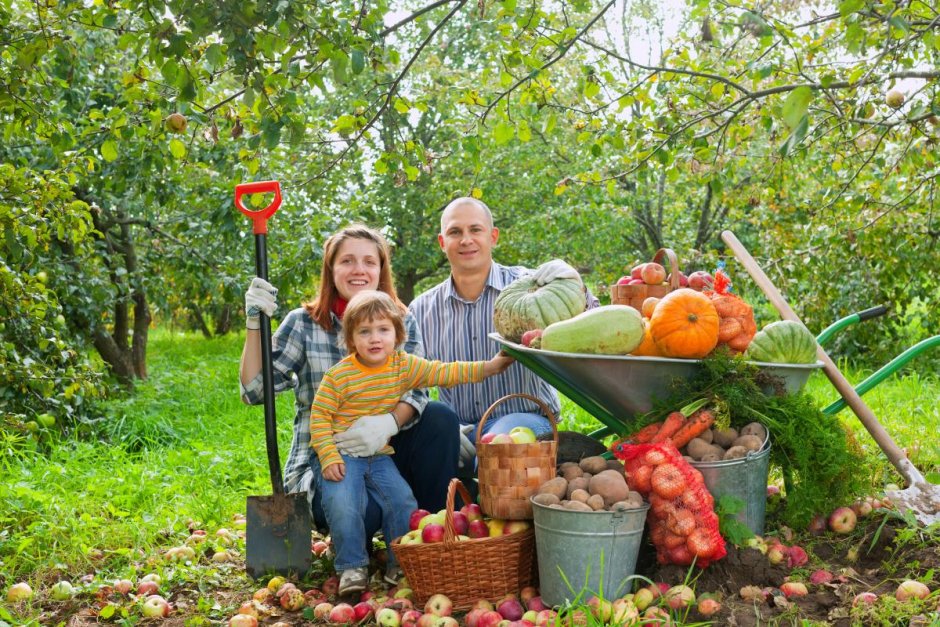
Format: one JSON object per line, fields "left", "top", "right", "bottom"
{"left": 342, "top": 290, "right": 407, "bottom": 354}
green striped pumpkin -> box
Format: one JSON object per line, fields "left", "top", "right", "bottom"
{"left": 494, "top": 274, "right": 586, "bottom": 342}
{"left": 746, "top": 320, "right": 818, "bottom": 364}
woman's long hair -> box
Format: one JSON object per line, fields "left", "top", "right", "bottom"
{"left": 304, "top": 224, "right": 405, "bottom": 331}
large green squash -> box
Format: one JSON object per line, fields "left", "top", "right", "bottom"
{"left": 746, "top": 320, "right": 818, "bottom": 364}
{"left": 493, "top": 274, "right": 586, "bottom": 342}
{"left": 541, "top": 305, "right": 644, "bottom": 355}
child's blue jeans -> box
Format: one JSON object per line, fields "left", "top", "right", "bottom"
{"left": 318, "top": 453, "right": 417, "bottom": 572}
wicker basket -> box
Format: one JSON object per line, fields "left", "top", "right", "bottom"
{"left": 392, "top": 479, "right": 538, "bottom": 609}
{"left": 476, "top": 393, "right": 558, "bottom": 520}
{"left": 609, "top": 247, "right": 681, "bottom": 310}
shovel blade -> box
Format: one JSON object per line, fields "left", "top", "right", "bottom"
{"left": 885, "top": 485, "right": 940, "bottom": 526}
{"left": 246, "top": 493, "right": 312, "bottom": 579}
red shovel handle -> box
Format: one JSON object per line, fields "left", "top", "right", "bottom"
{"left": 235, "top": 180, "right": 282, "bottom": 234}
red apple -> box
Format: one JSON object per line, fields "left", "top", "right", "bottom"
{"left": 521, "top": 329, "right": 542, "bottom": 347}
{"left": 853, "top": 592, "right": 878, "bottom": 606}
{"left": 525, "top": 596, "right": 547, "bottom": 612}
{"left": 502, "top": 520, "right": 530, "bottom": 535}
{"left": 460, "top": 503, "right": 483, "bottom": 523}
{"left": 895, "top": 580, "right": 930, "bottom": 601}
{"left": 472, "top": 599, "right": 494, "bottom": 612}
{"left": 305, "top": 588, "right": 328, "bottom": 606}
{"left": 696, "top": 594, "right": 721, "bottom": 616}
{"left": 807, "top": 514, "right": 827, "bottom": 535}
{"left": 786, "top": 545, "right": 809, "bottom": 568}
{"left": 688, "top": 271, "right": 714, "bottom": 291}
{"left": 828, "top": 506, "right": 857, "bottom": 534}
{"left": 314, "top": 603, "right": 335, "bottom": 620}
{"left": 640, "top": 263, "right": 666, "bottom": 285}
{"left": 321, "top": 575, "right": 339, "bottom": 596}
{"left": 464, "top": 608, "right": 487, "bottom": 627}
{"left": 425, "top": 593, "right": 453, "bottom": 617}
{"left": 280, "top": 587, "right": 306, "bottom": 611}
{"left": 586, "top": 596, "right": 613, "bottom": 621}
{"left": 451, "top": 511, "right": 469, "bottom": 536}
{"left": 534, "top": 610, "right": 557, "bottom": 627}
{"left": 630, "top": 264, "right": 647, "bottom": 280}
{"left": 467, "top": 519, "right": 489, "bottom": 539}
{"left": 767, "top": 542, "right": 786, "bottom": 565}
{"left": 667, "top": 271, "right": 689, "bottom": 287}
{"left": 780, "top": 582, "right": 808, "bottom": 598}
{"left": 409, "top": 509, "right": 431, "bottom": 531}
{"left": 626, "top": 278, "right": 645, "bottom": 285}
{"left": 480, "top": 433, "right": 497, "bottom": 444}
{"left": 330, "top": 603, "right": 357, "bottom": 623}
{"left": 809, "top": 569, "right": 833, "bottom": 585}
{"left": 401, "top": 610, "right": 423, "bottom": 627}
{"left": 229, "top": 614, "right": 259, "bottom": 627}
{"left": 137, "top": 580, "right": 160, "bottom": 596}
{"left": 664, "top": 585, "right": 695, "bottom": 610}
{"left": 312, "top": 540, "right": 330, "bottom": 556}
{"left": 496, "top": 596, "right": 524, "bottom": 621}
{"left": 616, "top": 276, "right": 633, "bottom": 286}
{"left": 421, "top": 523, "right": 445, "bottom": 543}
{"left": 141, "top": 595, "right": 171, "bottom": 618}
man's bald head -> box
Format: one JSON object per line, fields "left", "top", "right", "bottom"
{"left": 440, "top": 197, "right": 493, "bottom": 233}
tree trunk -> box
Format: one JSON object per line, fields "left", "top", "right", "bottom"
{"left": 214, "top": 303, "right": 233, "bottom": 335}
{"left": 192, "top": 303, "right": 213, "bottom": 338}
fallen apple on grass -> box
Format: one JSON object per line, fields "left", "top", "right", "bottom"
{"left": 329, "top": 602, "right": 357, "bottom": 623}
{"left": 50, "top": 580, "right": 75, "bottom": 601}
{"left": 141, "top": 595, "right": 172, "bottom": 618}
{"left": 424, "top": 593, "right": 453, "bottom": 617}
{"left": 696, "top": 593, "right": 721, "bottom": 616}
{"left": 6, "top": 582, "right": 33, "bottom": 602}
{"left": 852, "top": 592, "right": 878, "bottom": 606}
{"left": 664, "top": 584, "right": 695, "bottom": 610}
{"left": 895, "top": 580, "right": 930, "bottom": 601}
{"left": 780, "top": 582, "right": 808, "bottom": 598}
{"left": 228, "top": 614, "right": 259, "bottom": 627}
{"left": 376, "top": 607, "right": 402, "bottom": 627}
{"left": 313, "top": 602, "right": 334, "bottom": 620}
{"left": 828, "top": 506, "right": 858, "bottom": 534}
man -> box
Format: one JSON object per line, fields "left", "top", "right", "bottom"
{"left": 409, "top": 197, "right": 598, "bottom": 468}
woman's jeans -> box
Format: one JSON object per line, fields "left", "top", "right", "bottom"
{"left": 317, "top": 454, "right": 417, "bottom": 571}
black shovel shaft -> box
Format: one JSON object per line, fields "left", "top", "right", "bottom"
{"left": 253, "top": 232, "right": 285, "bottom": 495}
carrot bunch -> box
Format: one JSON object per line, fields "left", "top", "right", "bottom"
{"left": 617, "top": 402, "right": 716, "bottom": 450}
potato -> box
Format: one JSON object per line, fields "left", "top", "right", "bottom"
{"left": 724, "top": 445, "right": 748, "bottom": 460}
{"left": 683, "top": 455, "right": 696, "bottom": 464}
{"left": 713, "top": 427, "right": 739, "bottom": 448}
{"left": 700, "top": 452, "right": 723, "bottom": 462}
{"left": 561, "top": 465, "right": 584, "bottom": 481}
{"left": 538, "top": 477, "right": 568, "bottom": 501}
{"left": 559, "top": 461, "right": 579, "bottom": 474}
{"left": 698, "top": 428, "right": 714, "bottom": 444}
{"left": 587, "top": 494, "right": 606, "bottom": 511}
{"left": 606, "top": 459, "right": 624, "bottom": 471}
{"left": 686, "top": 438, "right": 715, "bottom": 460}
{"left": 582, "top": 472, "right": 593, "bottom": 481}
{"left": 570, "top": 488, "right": 591, "bottom": 503}
{"left": 579, "top": 455, "right": 609, "bottom": 475}
{"left": 611, "top": 491, "right": 645, "bottom": 511}
{"left": 549, "top": 503, "right": 564, "bottom": 509}
{"left": 532, "top": 493, "right": 561, "bottom": 507}
{"left": 562, "top": 500, "right": 593, "bottom": 512}
{"left": 588, "top": 469, "right": 630, "bottom": 507}
{"left": 740, "top": 422, "right": 767, "bottom": 441}
{"left": 566, "top": 477, "right": 589, "bottom": 499}
{"left": 733, "top": 434, "right": 764, "bottom": 452}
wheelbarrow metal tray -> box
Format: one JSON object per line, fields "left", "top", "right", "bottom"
{"left": 490, "top": 333, "right": 823, "bottom": 422}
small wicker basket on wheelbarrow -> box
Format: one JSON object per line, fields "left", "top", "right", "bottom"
{"left": 609, "top": 247, "right": 681, "bottom": 310}
{"left": 476, "top": 393, "right": 558, "bottom": 520}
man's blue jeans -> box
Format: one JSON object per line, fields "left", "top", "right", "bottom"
{"left": 483, "top": 412, "right": 553, "bottom": 437}
{"left": 317, "top": 454, "right": 417, "bottom": 572}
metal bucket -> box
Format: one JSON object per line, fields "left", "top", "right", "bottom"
{"left": 532, "top": 500, "right": 650, "bottom": 606}
{"left": 691, "top": 433, "right": 771, "bottom": 536}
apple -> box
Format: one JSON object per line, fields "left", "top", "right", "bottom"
{"left": 525, "top": 596, "right": 546, "bottom": 612}
{"left": 696, "top": 593, "right": 721, "bottom": 616}
{"left": 237, "top": 601, "right": 259, "bottom": 618}
{"left": 330, "top": 603, "right": 357, "bottom": 623}
{"left": 436, "top": 618, "right": 460, "bottom": 627}
{"left": 640, "top": 263, "right": 666, "bottom": 285}
{"left": 780, "top": 582, "right": 808, "bottom": 598}
{"left": 401, "top": 609, "right": 423, "bottom": 627}
{"left": 460, "top": 503, "right": 483, "bottom": 523}
{"left": 267, "top": 575, "right": 287, "bottom": 593}
{"left": 667, "top": 271, "right": 689, "bottom": 287}
{"left": 490, "top": 433, "right": 513, "bottom": 444}
{"left": 314, "top": 602, "right": 335, "bottom": 619}
{"left": 664, "top": 585, "right": 695, "bottom": 610}
{"left": 744, "top": 535, "right": 768, "bottom": 554}
{"left": 632, "top": 587, "right": 655, "bottom": 611}
{"left": 853, "top": 592, "right": 878, "bottom": 606}
{"left": 687, "top": 271, "right": 714, "bottom": 291}
{"left": 586, "top": 596, "right": 613, "bottom": 621}
{"left": 409, "top": 509, "right": 431, "bottom": 531}
{"left": 421, "top": 523, "right": 445, "bottom": 543}
{"left": 451, "top": 511, "right": 470, "bottom": 536}
{"left": 276, "top": 582, "right": 298, "bottom": 598}
{"left": 377, "top": 607, "right": 402, "bottom": 627}
{"left": 281, "top": 587, "right": 306, "bottom": 611}
{"left": 394, "top": 588, "right": 413, "bottom": 600}
{"left": 828, "top": 506, "right": 857, "bottom": 534}
{"left": 312, "top": 540, "right": 330, "bottom": 556}
{"left": 896, "top": 580, "right": 930, "bottom": 601}
{"left": 305, "top": 588, "right": 328, "bottom": 606}
{"left": 767, "top": 543, "right": 787, "bottom": 565}
{"left": 418, "top": 512, "right": 445, "bottom": 530}
{"left": 425, "top": 593, "right": 453, "bottom": 617}
{"left": 630, "top": 264, "right": 647, "bottom": 280}
{"left": 7, "top": 582, "right": 33, "bottom": 602}
{"left": 212, "top": 550, "right": 232, "bottom": 563}
{"left": 508, "top": 426, "right": 537, "bottom": 444}
{"left": 472, "top": 599, "right": 495, "bottom": 612}
{"left": 142, "top": 595, "right": 171, "bottom": 617}
{"left": 114, "top": 579, "right": 134, "bottom": 595}
{"left": 165, "top": 112, "right": 188, "bottom": 133}
{"left": 807, "top": 514, "right": 827, "bottom": 535}
{"left": 138, "top": 580, "right": 160, "bottom": 596}
{"left": 252, "top": 587, "right": 274, "bottom": 604}
{"left": 521, "top": 329, "right": 543, "bottom": 347}
{"left": 853, "top": 499, "right": 873, "bottom": 518}
{"left": 229, "top": 614, "right": 259, "bottom": 627}
{"left": 480, "top": 433, "right": 497, "bottom": 444}
{"left": 385, "top": 598, "right": 414, "bottom": 613}
{"left": 886, "top": 90, "right": 905, "bottom": 109}
{"left": 415, "top": 614, "right": 438, "bottom": 627}
{"left": 616, "top": 276, "right": 633, "bottom": 286}
{"left": 641, "top": 606, "right": 670, "bottom": 624}
{"left": 51, "top": 580, "right": 75, "bottom": 600}
{"left": 496, "top": 596, "right": 524, "bottom": 621}
{"left": 321, "top": 575, "right": 340, "bottom": 596}
{"left": 533, "top": 610, "right": 557, "bottom": 627}
{"left": 609, "top": 597, "right": 638, "bottom": 622}
{"left": 766, "top": 485, "right": 780, "bottom": 497}
{"left": 786, "top": 545, "right": 809, "bottom": 568}
{"left": 465, "top": 608, "right": 488, "bottom": 627}
{"left": 809, "top": 569, "right": 833, "bottom": 585}
{"left": 503, "top": 520, "right": 530, "bottom": 535}
{"left": 486, "top": 519, "right": 506, "bottom": 537}
{"left": 626, "top": 278, "right": 645, "bottom": 285}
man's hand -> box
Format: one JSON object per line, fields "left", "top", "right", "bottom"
{"left": 334, "top": 413, "right": 399, "bottom": 457}
{"left": 531, "top": 259, "right": 579, "bottom": 286}
{"left": 245, "top": 277, "right": 278, "bottom": 330}
{"left": 458, "top": 424, "right": 476, "bottom": 470}
{"left": 322, "top": 462, "right": 345, "bottom": 482}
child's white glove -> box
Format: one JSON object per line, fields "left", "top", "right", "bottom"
{"left": 530, "top": 259, "right": 579, "bottom": 286}
{"left": 245, "top": 277, "right": 278, "bottom": 329}
{"left": 335, "top": 413, "right": 399, "bottom": 457}
{"left": 458, "top": 424, "right": 477, "bottom": 470}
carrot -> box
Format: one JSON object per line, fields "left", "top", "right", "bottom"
{"left": 649, "top": 412, "right": 687, "bottom": 444}
{"left": 669, "top": 409, "right": 716, "bottom": 449}
{"left": 630, "top": 421, "right": 664, "bottom": 444}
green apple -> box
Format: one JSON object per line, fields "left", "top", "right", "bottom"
{"left": 37, "top": 413, "right": 56, "bottom": 428}
{"left": 508, "top": 427, "right": 537, "bottom": 444}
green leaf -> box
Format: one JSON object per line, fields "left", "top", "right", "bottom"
{"left": 100, "top": 140, "right": 118, "bottom": 162}
{"left": 374, "top": 159, "right": 388, "bottom": 174}
{"left": 350, "top": 49, "right": 365, "bottom": 75}
{"left": 782, "top": 86, "right": 812, "bottom": 130}
{"left": 404, "top": 165, "right": 419, "bottom": 181}
{"left": 838, "top": 0, "right": 864, "bottom": 15}
{"left": 493, "top": 121, "right": 514, "bottom": 145}
{"left": 169, "top": 139, "right": 186, "bottom": 159}
{"left": 393, "top": 98, "right": 410, "bottom": 114}
{"left": 517, "top": 120, "right": 531, "bottom": 142}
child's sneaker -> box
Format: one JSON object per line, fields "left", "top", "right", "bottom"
{"left": 383, "top": 566, "right": 403, "bottom": 585}
{"left": 338, "top": 567, "right": 368, "bottom": 596}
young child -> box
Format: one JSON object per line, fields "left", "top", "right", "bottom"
{"left": 310, "top": 290, "right": 513, "bottom": 595}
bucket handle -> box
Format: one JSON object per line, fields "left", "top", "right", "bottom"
{"left": 475, "top": 393, "right": 559, "bottom": 446}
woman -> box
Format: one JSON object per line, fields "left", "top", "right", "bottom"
{"left": 239, "top": 224, "right": 461, "bottom": 536}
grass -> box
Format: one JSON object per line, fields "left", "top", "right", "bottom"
{"left": 1, "top": 329, "right": 939, "bottom": 592}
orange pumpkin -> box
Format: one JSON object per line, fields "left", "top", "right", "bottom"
{"left": 707, "top": 270, "right": 756, "bottom": 353}
{"left": 649, "top": 288, "right": 720, "bottom": 358}
{"left": 631, "top": 321, "right": 661, "bottom": 356}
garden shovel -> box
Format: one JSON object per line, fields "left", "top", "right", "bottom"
{"left": 722, "top": 230, "right": 940, "bottom": 525}
{"left": 236, "top": 181, "right": 312, "bottom": 577}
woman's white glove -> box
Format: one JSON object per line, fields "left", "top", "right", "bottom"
{"left": 458, "top": 424, "right": 477, "bottom": 470}
{"left": 334, "top": 413, "right": 399, "bottom": 457}
{"left": 530, "top": 259, "right": 579, "bottom": 286}
{"left": 245, "top": 277, "right": 278, "bottom": 329}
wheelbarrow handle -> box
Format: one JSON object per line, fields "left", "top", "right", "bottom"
{"left": 720, "top": 230, "right": 912, "bottom": 482}
{"left": 237, "top": 181, "right": 286, "bottom": 495}
{"left": 235, "top": 181, "right": 282, "bottom": 235}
